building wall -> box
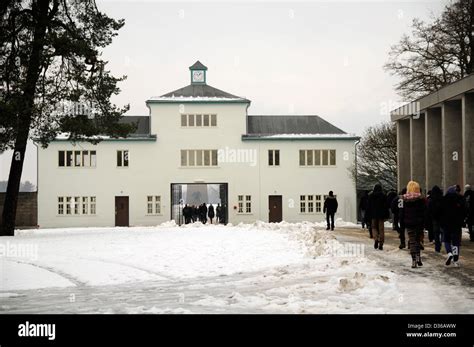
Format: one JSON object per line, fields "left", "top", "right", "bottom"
{"left": 37, "top": 102, "right": 357, "bottom": 228}
{"left": 0, "top": 192, "right": 37, "bottom": 227}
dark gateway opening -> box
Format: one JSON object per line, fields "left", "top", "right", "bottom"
{"left": 170, "top": 183, "right": 228, "bottom": 225}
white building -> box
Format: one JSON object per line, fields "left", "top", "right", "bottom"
{"left": 37, "top": 61, "right": 359, "bottom": 228}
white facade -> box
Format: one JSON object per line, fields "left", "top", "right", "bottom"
{"left": 37, "top": 63, "right": 358, "bottom": 228}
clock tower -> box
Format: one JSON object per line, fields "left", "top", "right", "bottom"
{"left": 189, "top": 60, "right": 207, "bottom": 84}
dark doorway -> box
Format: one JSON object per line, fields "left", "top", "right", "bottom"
{"left": 269, "top": 195, "right": 282, "bottom": 223}
{"left": 171, "top": 183, "right": 228, "bottom": 225}
{"left": 115, "top": 196, "right": 129, "bottom": 227}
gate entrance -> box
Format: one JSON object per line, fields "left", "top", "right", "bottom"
{"left": 171, "top": 183, "right": 228, "bottom": 225}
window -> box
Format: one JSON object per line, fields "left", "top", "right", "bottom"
{"left": 181, "top": 114, "right": 217, "bottom": 127}
{"left": 180, "top": 150, "right": 218, "bottom": 167}
{"left": 74, "top": 197, "right": 80, "bottom": 214}
{"left": 211, "top": 150, "right": 218, "bottom": 166}
{"left": 82, "top": 197, "right": 89, "bottom": 215}
{"left": 300, "top": 195, "right": 306, "bottom": 213}
{"left": 59, "top": 150, "right": 96, "bottom": 167}
{"left": 322, "top": 150, "right": 328, "bottom": 166}
{"left": 307, "top": 150, "right": 313, "bottom": 166}
{"left": 315, "top": 195, "right": 322, "bottom": 212}
{"left": 58, "top": 151, "right": 65, "bottom": 166}
{"left": 90, "top": 197, "right": 96, "bottom": 215}
{"left": 147, "top": 196, "right": 161, "bottom": 215}
{"left": 314, "top": 150, "right": 321, "bottom": 166}
{"left": 299, "top": 150, "right": 305, "bottom": 166}
{"left": 189, "top": 150, "right": 196, "bottom": 166}
{"left": 245, "top": 195, "right": 251, "bottom": 213}
{"left": 308, "top": 195, "right": 314, "bottom": 213}
{"left": 300, "top": 195, "right": 323, "bottom": 214}
{"left": 238, "top": 195, "right": 251, "bottom": 214}
{"left": 66, "top": 151, "right": 73, "bottom": 167}
{"left": 181, "top": 150, "right": 187, "bottom": 166}
{"left": 196, "top": 150, "right": 203, "bottom": 166}
{"left": 74, "top": 151, "right": 81, "bottom": 167}
{"left": 330, "top": 150, "right": 336, "bottom": 166}
{"left": 83, "top": 151, "right": 90, "bottom": 167}
{"left": 268, "top": 150, "right": 280, "bottom": 166}
{"left": 117, "top": 150, "right": 129, "bottom": 167}
{"left": 66, "top": 197, "right": 72, "bottom": 215}
{"left": 299, "top": 150, "right": 336, "bottom": 167}
{"left": 155, "top": 196, "right": 161, "bottom": 214}
{"left": 238, "top": 195, "right": 244, "bottom": 213}
{"left": 58, "top": 197, "right": 64, "bottom": 215}
{"left": 59, "top": 196, "right": 96, "bottom": 215}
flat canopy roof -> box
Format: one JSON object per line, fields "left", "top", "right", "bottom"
{"left": 390, "top": 74, "right": 474, "bottom": 121}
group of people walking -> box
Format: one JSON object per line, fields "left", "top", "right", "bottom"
{"left": 360, "top": 182, "right": 473, "bottom": 268}
{"left": 182, "top": 203, "right": 226, "bottom": 225}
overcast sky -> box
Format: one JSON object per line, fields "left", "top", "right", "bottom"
{"left": 0, "top": 0, "right": 447, "bottom": 184}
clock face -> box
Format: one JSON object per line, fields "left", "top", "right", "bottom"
{"left": 192, "top": 70, "right": 204, "bottom": 83}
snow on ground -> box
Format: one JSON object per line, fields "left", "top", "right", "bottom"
{"left": 0, "top": 220, "right": 472, "bottom": 313}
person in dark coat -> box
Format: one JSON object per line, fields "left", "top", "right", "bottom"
{"left": 401, "top": 181, "right": 426, "bottom": 268}
{"left": 216, "top": 204, "right": 221, "bottom": 224}
{"left": 464, "top": 185, "right": 474, "bottom": 241}
{"left": 386, "top": 190, "right": 398, "bottom": 231}
{"left": 208, "top": 204, "right": 215, "bottom": 224}
{"left": 183, "top": 204, "right": 191, "bottom": 224}
{"left": 359, "top": 191, "right": 370, "bottom": 229}
{"left": 441, "top": 186, "right": 466, "bottom": 266}
{"left": 201, "top": 203, "right": 208, "bottom": 224}
{"left": 367, "top": 183, "right": 389, "bottom": 250}
{"left": 427, "top": 185, "right": 443, "bottom": 252}
{"left": 323, "top": 191, "right": 338, "bottom": 231}
{"left": 219, "top": 204, "right": 226, "bottom": 224}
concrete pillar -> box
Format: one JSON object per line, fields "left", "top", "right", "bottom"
{"left": 442, "top": 100, "right": 463, "bottom": 190}
{"left": 425, "top": 107, "right": 442, "bottom": 190}
{"left": 397, "top": 119, "right": 411, "bottom": 191}
{"left": 410, "top": 113, "right": 426, "bottom": 192}
{"left": 462, "top": 93, "right": 474, "bottom": 186}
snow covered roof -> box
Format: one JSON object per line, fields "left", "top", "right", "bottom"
{"left": 51, "top": 116, "right": 155, "bottom": 141}
{"left": 246, "top": 115, "right": 353, "bottom": 137}
{"left": 147, "top": 84, "right": 250, "bottom": 104}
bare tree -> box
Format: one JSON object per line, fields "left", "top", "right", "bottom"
{"left": 0, "top": 0, "right": 135, "bottom": 236}
{"left": 385, "top": 0, "right": 474, "bottom": 100}
{"left": 350, "top": 122, "right": 397, "bottom": 191}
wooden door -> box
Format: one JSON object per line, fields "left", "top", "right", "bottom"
{"left": 115, "top": 196, "right": 129, "bottom": 227}
{"left": 268, "top": 195, "right": 282, "bottom": 223}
